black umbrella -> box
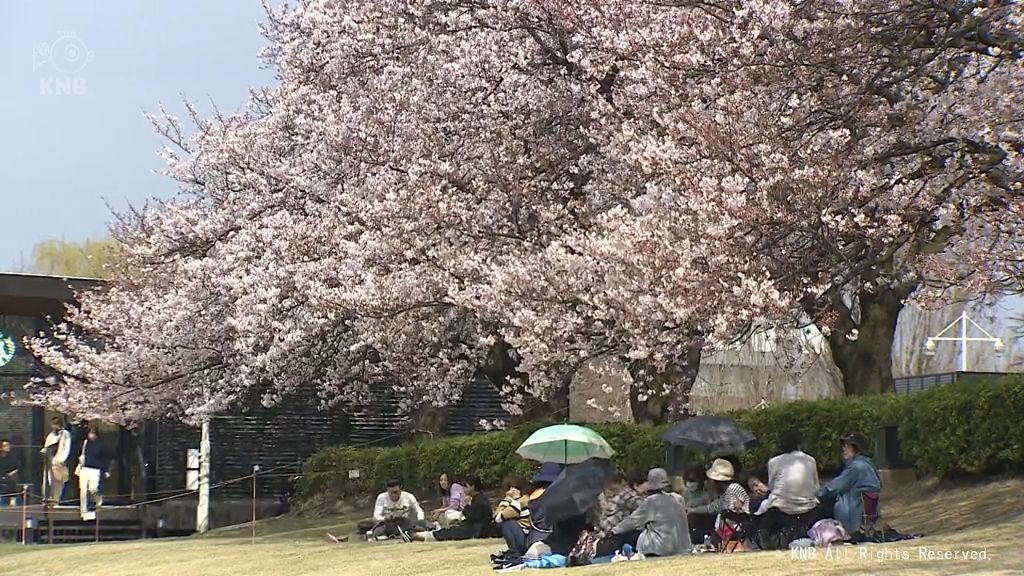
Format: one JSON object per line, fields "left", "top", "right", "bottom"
{"left": 539, "top": 457, "right": 615, "bottom": 526}
{"left": 660, "top": 415, "right": 758, "bottom": 454}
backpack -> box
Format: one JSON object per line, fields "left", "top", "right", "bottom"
{"left": 809, "top": 519, "right": 849, "bottom": 547}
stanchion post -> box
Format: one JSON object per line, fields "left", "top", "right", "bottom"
{"left": 95, "top": 512, "right": 100, "bottom": 543}
{"left": 251, "top": 465, "right": 259, "bottom": 545}
{"left": 21, "top": 486, "right": 28, "bottom": 545}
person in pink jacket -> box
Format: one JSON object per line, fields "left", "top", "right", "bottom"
{"left": 431, "top": 472, "right": 466, "bottom": 528}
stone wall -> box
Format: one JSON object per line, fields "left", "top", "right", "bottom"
{"left": 568, "top": 331, "right": 844, "bottom": 422}
{"left": 690, "top": 348, "right": 844, "bottom": 413}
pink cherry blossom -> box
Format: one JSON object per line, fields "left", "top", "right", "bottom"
{"left": 28, "top": 0, "right": 1024, "bottom": 422}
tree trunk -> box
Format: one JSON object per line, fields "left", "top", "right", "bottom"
{"left": 512, "top": 381, "right": 570, "bottom": 423}
{"left": 477, "top": 340, "right": 565, "bottom": 424}
{"left": 827, "top": 288, "right": 906, "bottom": 395}
{"left": 628, "top": 341, "right": 701, "bottom": 424}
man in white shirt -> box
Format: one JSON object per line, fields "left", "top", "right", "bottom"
{"left": 370, "top": 479, "right": 425, "bottom": 540}
{"left": 758, "top": 429, "right": 819, "bottom": 516}
{"left": 40, "top": 417, "right": 72, "bottom": 505}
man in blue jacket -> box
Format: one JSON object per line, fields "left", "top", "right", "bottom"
{"left": 816, "top": 432, "right": 881, "bottom": 535}
{"left": 77, "top": 427, "right": 110, "bottom": 521}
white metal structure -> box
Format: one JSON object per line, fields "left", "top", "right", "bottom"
{"left": 924, "top": 311, "right": 1005, "bottom": 372}
{"left": 196, "top": 418, "right": 211, "bottom": 533}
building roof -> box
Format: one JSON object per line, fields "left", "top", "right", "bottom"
{"left": 0, "top": 272, "right": 104, "bottom": 317}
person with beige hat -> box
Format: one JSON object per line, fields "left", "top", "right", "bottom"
{"left": 690, "top": 458, "right": 751, "bottom": 516}
{"left": 687, "top": 458, "right": 750, "bottom": 548}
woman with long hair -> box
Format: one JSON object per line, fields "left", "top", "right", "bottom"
{"left": 430, "top": 472, "right": 466, "bottom": 528}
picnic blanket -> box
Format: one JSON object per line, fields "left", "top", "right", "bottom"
{"left": 848, "top": 528, "right": 924, "bottom": 544}
{"left": 494, "top": 555, "right": 567, "bottom": 572}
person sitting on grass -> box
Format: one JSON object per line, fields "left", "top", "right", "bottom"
{"left": 413, "top": 476, "right": 491, "bottom": 542}
{"left": 370, "top": 478, "right": 425, "bottom": 540}
{"left": 744, "top": 468, "right": 770, "bottom": 513}
{"left": 682, "top": 464, "right": 710, "bottom": 508}
{"left": 688, "top": 458, "right": 750, "bottom": 548}
{"left": 689, "top": 458, "right": 750, "bottom": 516}
{"left": 522, "top": 462, "right": 563, "bottom": 551}
{"left": 748, "top": 429, "right": 821, "bottom": 549}
{"left": 503, "top": 462, "right": 576, "bottom": 564}
{"left": 494, "top": 474, "right": 532, "bottom": 556}
{"left": 595, "top": 469, "right": 646, "bottom": 544}
{"left": 763, "top": 429, "right": 819, "bottom": 517}
{"left": 682, "top": 464, "right": 715, "bottom": 544}
{"left": 816, "top": 432, "right": 880, "bottom": 535}
{"left": 430, "top": 472, "right": 466, "bottom": 529}
{"left": 606, "top": 468, "right": 691, "bottom": 558}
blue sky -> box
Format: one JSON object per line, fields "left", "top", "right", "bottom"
{"left": 0, "top": 0, "right": 274, "bottom": 271}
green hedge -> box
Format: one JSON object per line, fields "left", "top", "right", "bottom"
{"left": 298, "top": 376, "right": 1024, "bottom": 501}
{"left": 298, "top": 422, "right": 672, "bottom": 500}
{"left": 729, "top": 393, "right": 909, "bottom": 471}
{"left": 899, "top": 376, "right": 1024, "bottom": 476}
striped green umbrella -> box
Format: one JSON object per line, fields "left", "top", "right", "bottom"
{"left": 516, "top": 424, "right": 615, "bottom": 464}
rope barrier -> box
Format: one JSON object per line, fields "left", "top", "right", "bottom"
{"left": 8, "top": 425, "right": 450, "bottom": 530}
{"left": 5, "top": 422, "right": 539, "bottom": 546}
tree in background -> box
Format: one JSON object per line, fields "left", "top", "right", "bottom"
{"left": 27, "top": 0, "right": 1024, "bottom": 425}
{"left": 29, "top": 237, "right": 119, "bottom": 279}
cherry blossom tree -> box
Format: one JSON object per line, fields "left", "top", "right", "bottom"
{"left": 536, "top": 0, "right": 1024, "bottom": 395}
{"left": 29, "top": 0, "right": 1023, "bottom": 425}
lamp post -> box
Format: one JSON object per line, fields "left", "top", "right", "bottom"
{"left": 924, "top": 311, "right": 1005, "bottom": 372}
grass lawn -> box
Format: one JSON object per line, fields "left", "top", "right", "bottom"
{"left": 2, "top": 478, "right": 1022, "bottom": 576}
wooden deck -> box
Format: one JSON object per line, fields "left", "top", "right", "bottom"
{"left": 0, "top": 498, "right": 285, "bottom": 543}
{"left": 0, "top": 504, "right": 144, "bottom": 543}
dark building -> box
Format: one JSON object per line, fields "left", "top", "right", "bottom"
{"left": 0, "top": 273, "right": 102, "bottom": 497}
{"left": 0, "top": 272, "right": 511, "bottom": 536}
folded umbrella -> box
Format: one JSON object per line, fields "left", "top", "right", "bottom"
{"left": 539, "top": 458, "right": 615, "bottom": 526}
{"left": 516, "top": 424, "right": 615, "bottom": 465}
{"left": 660, "top": 415, "right": 757, "bottom": 454}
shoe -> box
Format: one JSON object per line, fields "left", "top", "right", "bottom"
{"left": 491, "top": 550, "right": 509, "bottom": 561}
{"left": 397, "top": 526, "right": 412, "bottom": 543}
{"left": 325, "top": 533, "right": 348, "bottom": 543}
{"left": 81, "top": 511, "right": 96, "bottom": 521}
{"left": 630, "top": 553, "right": 646, "bottom": 561}
{"left": 611, "top": 552, "right": 628, "bottom": 563}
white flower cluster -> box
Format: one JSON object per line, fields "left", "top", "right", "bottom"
{"left": 28, "top": 0, "right": 1024, "bottom": 423}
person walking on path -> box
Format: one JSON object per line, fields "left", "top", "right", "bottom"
{"left": 77, "top": 427, "right": 110, "bottom": 521}
{"left": 40, "top": 417, "right": 71, "bottom": 505}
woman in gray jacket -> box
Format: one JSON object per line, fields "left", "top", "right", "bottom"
{"left": 610, "top": 468, "right": 692, "bottom": 557}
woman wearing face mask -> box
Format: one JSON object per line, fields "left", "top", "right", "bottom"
{"left": 682, "top": 465, "right": 710, "bottom": 508}
{"left": 682, "top": 465, "right": 713, "bottom": 544}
